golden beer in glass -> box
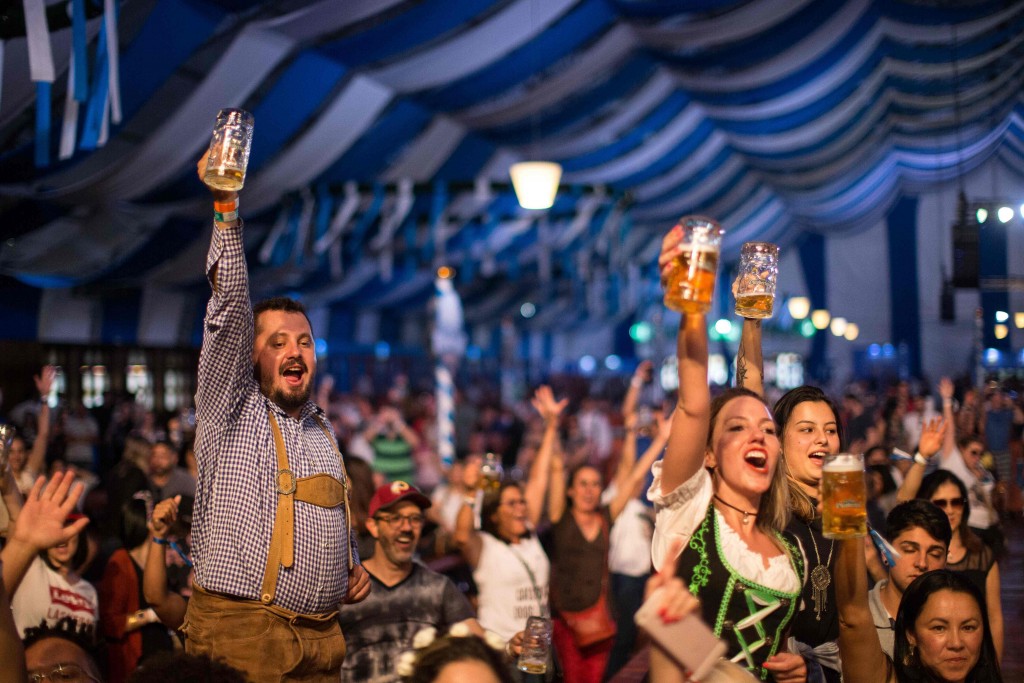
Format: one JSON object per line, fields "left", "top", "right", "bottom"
{"left": 734, "top": 242, "right": 779, "bottom": 319}
{"left": 663, "top": 216, "right": 723, "bottom": 314}
{"left": 821, "top": 453, "right": 867, "bottom": 539}
{"left": 479, "top": 452, "right": 503, "bottom": 493}
{"left": 203, "top": 108, "right": 254, "bottom": 191}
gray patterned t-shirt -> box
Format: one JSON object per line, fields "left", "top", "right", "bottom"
{"left": 339, "top": 561, "right": 474, "bottom": 682}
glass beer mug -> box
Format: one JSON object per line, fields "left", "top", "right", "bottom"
{"left": 203, "top": 108, "right": 254, "bottom": 191}
{"left": 663, "top": 216, "right": 723, "bottom": 314}
{"left": 479, "top": 452, "right": 503, "bottom": 494}
{"left": 821, "top": 453, "right": 868, "bottom": 539}
{"left": 734, "top": 242, "right": 779, "bottom": 319}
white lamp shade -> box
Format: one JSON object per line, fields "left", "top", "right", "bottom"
{"left": 510, "top": 161, "right": 562, "bottom": 210}
{"left": 811, "top": 309, "right": 831, "bottom": 330}
{"left": 830, "top": 317, "right": 848, "bottom": 337}
{"left": 787, "top": 296, "right": 810, "bottom": 319}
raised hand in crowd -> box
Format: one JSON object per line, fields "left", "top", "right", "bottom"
{"left": 1, "top": 472, "right": 88, "bottom": 596}
{"left": 144, "top": 495, "right": 188, "bottom": 628}
{"left": 896, "top": 417, "right": 946, "bottom": 504}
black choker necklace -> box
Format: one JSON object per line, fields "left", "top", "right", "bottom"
{"left": 713, "top": 495, "right": 757, "bottom": 525}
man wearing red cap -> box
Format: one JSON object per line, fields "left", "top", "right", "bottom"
{"left": 339, "top": 481, "right": 480, "bottom": 682}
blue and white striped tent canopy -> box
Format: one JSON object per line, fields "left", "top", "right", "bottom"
{"left": 1, "top": 0, "right": 1023, "bottom": 348}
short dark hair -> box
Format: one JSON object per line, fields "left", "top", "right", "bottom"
{"left": 957, "top": 435, "right": 984, "bottom": 453}
{"left": 129, "top": 652, "right": 249, "bottom": 683}
{"left": 401, "top": 634, "right": 515, "bottom": 683}
{"left": 893, "top": 570, "right": 1000, "bottom": 683}
{"left": 253, "top": 297, "right": 312, "bottom": 335}
{"left": 22, "top": 618, "right": 99, "bottom": 670}
{"left": 885, "top": 499, "right": 952, "bottom": 547}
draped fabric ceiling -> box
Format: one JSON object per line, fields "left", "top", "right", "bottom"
{"left": 2, "top": 0, "right": 1024, "bottom": 337}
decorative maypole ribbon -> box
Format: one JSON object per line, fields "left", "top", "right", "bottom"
{"left": 435, "top": 364, "right": 456, "bottom": 468}
{"left": 432, "top": 276, "right": 467, "bottom": 468}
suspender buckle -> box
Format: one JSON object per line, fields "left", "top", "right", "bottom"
{"left": 276, "top": 468, "right": 297, "bottom": 495}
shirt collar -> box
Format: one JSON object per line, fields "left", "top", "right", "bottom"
{"left": 263, "top": 394, "right": 324, "bottom": 424}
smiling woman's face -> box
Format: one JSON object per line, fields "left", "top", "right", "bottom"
{"left": 781, "top": 401, "right": 840, "bottom": 492}
{"left": 708, "top": 395, "right": 779, "bottom": 502}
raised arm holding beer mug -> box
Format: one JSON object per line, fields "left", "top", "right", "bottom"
{"left": 184, "top": 111, "right": 368, "bottom": 683}
{"left": 648, "top": 219, "right": 806, "bottom": 682}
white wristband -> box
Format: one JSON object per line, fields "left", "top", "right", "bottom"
{"left": 913, "top": 452, "right": 929, "bottom": 466}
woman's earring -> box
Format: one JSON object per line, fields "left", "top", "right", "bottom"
{"left": 903, "top": 645, "right": 916, "bottom": 666}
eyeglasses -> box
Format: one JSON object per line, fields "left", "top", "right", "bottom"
{"left": 28, "top": 663, "right": 99, "bottom": 682}
{"left": 374, "top": 513, "right": 425, "bottom": 528}
{"left": 500, "top": 499, "right": 527, "bottom": 508}
{"left": 931, "top": 497, "right": 965, "bottom": 510}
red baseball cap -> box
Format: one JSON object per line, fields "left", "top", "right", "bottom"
{"left": 368, "top": 481, "right": 432, "bottom": 517}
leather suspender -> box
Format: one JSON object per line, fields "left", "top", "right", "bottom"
{"left": 260, "top": 409, "right": 352, "bottom": 606}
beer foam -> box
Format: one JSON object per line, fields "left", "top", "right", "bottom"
{"left": 680, "top": 243, "right": 719, "bottom": 253}
{"left": 822, "top": 455, "right": 862, "bottom": 472}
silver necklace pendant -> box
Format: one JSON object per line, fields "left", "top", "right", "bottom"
{"left": 811, "top": 564, "right": 830, "bottom": 621}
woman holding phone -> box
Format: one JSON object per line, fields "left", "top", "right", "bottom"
{"left": 647, "top": 226, "right": 805, "bottom": 682}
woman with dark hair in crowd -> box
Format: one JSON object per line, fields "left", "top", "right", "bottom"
{"left": 836, "top": 527, "right": 1002, "bottom": 683}
{"left": 452, "top": 386, "right": 561, "bottom": 643}
{"left": 767, "top": 386, "right": 845, "bottom": 682}
{"left": 905, "top": 470, "right": 1004, "bottom": 664}
{"left": 543, "top": 405, "right": 667, "bottom": 682}
{"left": 400, "top": 632, "right": 516, "bottom": 683}
{"left": 6, "top": 476, "right": 96, "bottom": 639}
{"left": 647, "top": 227, "right": 805, "bottom": 682}
{"left": 737, "top": 300, "right": 848, "bottom": 681}
{"left": 99, "top": 496, "right": 174, "bottom": 682}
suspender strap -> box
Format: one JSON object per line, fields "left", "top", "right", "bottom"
{"left": 261, "top": 410, "right": 352, "bottom": 606}
{"left": 315, "top": 416, "right": 354, "bottom": 573}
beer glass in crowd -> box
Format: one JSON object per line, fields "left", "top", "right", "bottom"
{"left": 204, "top": 108, "right": 255, "bottom": 191}
{"left": 663, "top": 216, "right": 723, "bottom": 314}
{"left": 734, "top": 242, "right": 779, "bottom": 318}
{"left": 479, "top": 452, "right": 503, "bottom": 494}
{"left": 0, "top": 424, "right": 15, "bottom": 473}
{"left": 821, "top": 453, "right": 867, "bottom": 539}
{"left": 518, "top": 616, "right": 552, "bottom": 675}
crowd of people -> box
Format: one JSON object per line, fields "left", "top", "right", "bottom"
{"left": 0, "top": 160, "right": 1021, "bottom": 683}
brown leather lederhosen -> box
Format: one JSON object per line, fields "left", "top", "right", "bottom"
{"left": 260, "top": 409, "right": 353, "bottom": 606}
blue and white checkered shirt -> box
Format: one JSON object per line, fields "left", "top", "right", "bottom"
{"left": 192, "top": 223, "right": 357, "bottom": 614}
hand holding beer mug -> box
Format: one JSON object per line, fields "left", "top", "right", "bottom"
{"left": 821, "top": 453, "right": 867, "bottom": 539}
{"left": 662, "top": 216, "right": 723, "bottom": 314}
{"left": 517, "top": 616, "right": 552, "bottom": 674}
{"left": 203, "top": 108, "right": 254, "bottom": 191}
{"left": 734, "top": 242, "right": 779, "bottom": 319}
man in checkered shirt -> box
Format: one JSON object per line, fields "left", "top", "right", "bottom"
{"left": 181, "top": 152, "right": 370, "bottom": 682}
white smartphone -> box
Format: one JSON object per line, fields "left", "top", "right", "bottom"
{"left": 635, "top": 586, "right": 728, "bottom": 681}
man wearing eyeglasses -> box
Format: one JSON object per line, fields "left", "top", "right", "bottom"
{"left": 867, "top": 500, "right": 952, "bottom": 657}
{"left": 23, "top": 617, "right": 102, "bottom": 683}
{"left": 338, "top": 481, "right": 480, "bottom": 682}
